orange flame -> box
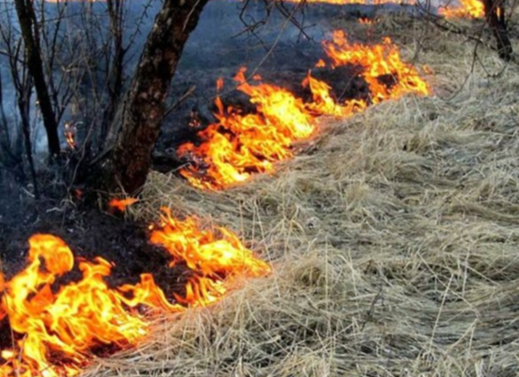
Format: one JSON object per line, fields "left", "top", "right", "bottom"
{"left": 358, "top": 17, "right": 377, "bottom": 24}
{"left": 108, "top": 197, "right": 139, "bottom": 211}
{"left": 270, "top": 0, "right": 482, "bottom": 14}
{"left": 0, "top": 234, "right": 152, "bottom": 377}
{"left": 178, "top": 68, "right": 316, "bottom": 190}
{"left": 439, "top": 0, "right": 484, "bottom": 18}
{"left": 150, "top": 208, "right": 271, "bottom": 306}
{"left": 284, "top": 0, "right": 416, "bottom": 4}
{"left": 64, "top": 123, "right": 75, "bottom": 150}
{"left": 216, "top": 77, "right": 224, "bottom": 92}
{"left": 321, "top": 31, "right": 430, "bottom": 104}
{"left": 177, "top": 30, "right": 430, "bottom": 190}
{"left": 303, "top": 72, "right": 368, "bottom": 117}
{"left": 0, "top": 209, "right": 270, "bottom": 376}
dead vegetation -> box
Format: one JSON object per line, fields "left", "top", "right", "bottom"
{"left": 83, "top": 16, "right": 519, "bottom": 377}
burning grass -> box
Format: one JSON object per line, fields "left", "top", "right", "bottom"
{"left": 0, "top": 209, "right": 270, "bottom": 376}
{"left": 81, "top": 18, "right": 519, "bottom": 377}
{"left": 439, "top": 0, "right": 485, "bottom": 18}
{"left": 290, "top": 0, "right": 485, "bottom": 18}
{"left": 178, "top": 30, "right": 430, "bottom": 190}
{"left": 2, "top": 12, "right": 518, "bottom": 377}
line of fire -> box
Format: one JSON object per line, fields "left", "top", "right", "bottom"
{"left": 0, "top": 0, "right": 498, "bottom": 376}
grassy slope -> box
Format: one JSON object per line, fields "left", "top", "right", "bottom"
{"left": 85, "top": 16, "right": 519, "bottom": 377}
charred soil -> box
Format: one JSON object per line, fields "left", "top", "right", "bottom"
{"left": 0, "top": 176, "right": 193, "bottom": 354}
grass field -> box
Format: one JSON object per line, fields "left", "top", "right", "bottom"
{"left": 84, "top": 15, "right": 519, "bottom": 377}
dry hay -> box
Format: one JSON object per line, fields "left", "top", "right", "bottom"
{"left": 84, "top": 18, "right": 519, "bottom": 377}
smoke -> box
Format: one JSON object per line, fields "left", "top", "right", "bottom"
{"left": 0, "top": 0, "right": 163, "bottom": 160}
{"left": 0, "top": 0, "right": 429, "bottom": 164}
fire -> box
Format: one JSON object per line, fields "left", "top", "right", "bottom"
{"left": 0, "top": 234, "right": 151, "bottom": 377}
{"left": 303, "top": 73, "right": 369, "bottom": 116}
{"left": 64, "top": 122, "right": 75, "bottom": 150}
{"left": 284, "top": 0, "right": 416, "bottom": 4}
{"left": 277, "top": 0, "right": 482, "bottom": 18}
{"left": 439, "top": 0, "right": 484, "bottom": 18}
{"left": 150, "top": 208, "right": 271, "bottom": 305}
{"left": 0, "top": 209, "right": 270, "bottom": 377}
{"left": 178, "top": 68, "right": 316, "bottom": 190}
{"left": 321, "top": 30, "right": 430, "bottom": 104}
{"left": 358, "top": 17, "right": 377, "bottom": 24}
{"left": 216, "top": 77, "right": 224, "bottom": 91}
{"left": 109, "top": 197, "right": 139, "bottom": 211}
{"left": 178, "top": 30, "right": 430, "bottom": 190}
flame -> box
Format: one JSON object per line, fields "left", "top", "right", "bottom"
{"left": 152, "top": 208, "right": 271, "bottom": 278}
{"left": 73, "top": 189, "right": 83, "bottom": 200}
{"left": 284, "top": 0, "right": 416, "bottom": 4}
{"left": 0, "top": 234, "right": 151, "bottom": 377}
{"left": 270, "top": 0, "right": 482, "bottom": 16}
{"left": 64, "top": 123, "right": 75, "bottom": 150}
{"left": 358, "top": 17, "right": 377, "bottom": 24}
{"left": 439, "top": 0, "right": 484, "bottom": 18}
{"left": 178, "top": 30, "right": 430, "bottom": 190}
{"left": 178, "top": 68, "right": 316, "bottom": 190}
{"left": 303, "top": 73, "right": 368, "bottom": 117}
{"left": 216, "top": 78, "right": 224, "bottom": 92}
{"left": 150, "top": 207, "right": 271, "bottom": 306}
{"left": 108, "top": 197, "right": 139, "bottom": 211}
{"left": 0, "top": 209, "right": 270, "bottom": 376}
{"left": 321, "top": 31, "right": 430, "bottom": 104}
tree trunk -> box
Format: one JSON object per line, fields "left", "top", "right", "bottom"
{"left": 101, "top": 0, "right": 126, "bottom": 139}
{"left": 483, "top": 0, "right": 513, "bottom": 61}
{"left": 14, "top": 0, "right": 61, "bottom": 157}
{"left": 91, "top": 0, "right": 208, "bottom": 195}
{"left": 18, "top": 83, "right": 39, "bottom": 198}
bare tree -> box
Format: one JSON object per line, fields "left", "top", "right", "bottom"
{"left": 0, "top": 4, "right": 39, "bottom": 193}
{"left": 14, "top": 0, "right": 60, "bottom": 158}
{"left": 90, "top": 0, "right": 209, "bottom": 195}
{"left": 1, "top": 0, "right": 287, "bottom": 198}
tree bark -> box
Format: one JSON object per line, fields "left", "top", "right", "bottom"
{"left": 101, "top": 0, "right": 126, "bottom": 139}
{"left": 92, "top": 0, "right": 208, "bottom": 195}
{"left": 14, "top": 0, "right": 61, "bottom": 157}
{"left": 18, "top": 83, "right": 39, "bottom": 198}
{"left": 483, "top": 0, "right": 513, "bottom": 61}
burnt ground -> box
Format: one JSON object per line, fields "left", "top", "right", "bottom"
{"left": 0, "top": 178, "right": 191, "bottom": 292}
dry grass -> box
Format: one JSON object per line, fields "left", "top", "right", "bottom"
{"left": 83, "top": 17, "right": 519, "bottom": 377}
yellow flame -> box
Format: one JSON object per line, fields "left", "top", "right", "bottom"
{"left": 177, "top": 30, "right": 430, "bottom": 190}
{"left": 439, "top": 0, "right": 484, "bottom": 18}
{"left": 0, "top": 209, "right": 270, "bottom": 377}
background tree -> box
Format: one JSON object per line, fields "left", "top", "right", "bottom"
{"left": 4, "top": 0, "right": 209, "bottom": 197}
{"left": 14, "top": 0, "right": 60, "bottom": 158}
{"left": 90, "top": 0, "right": 210, "bottom": 195}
